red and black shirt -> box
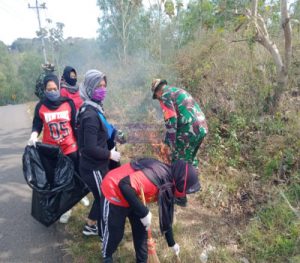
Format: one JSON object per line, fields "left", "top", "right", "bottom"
{"left": 32, "top": 97, "right": 77, "bottom": 155}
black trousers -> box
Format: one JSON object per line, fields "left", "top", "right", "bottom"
{"left": 79, "top": 167, "right": 103, "bottom": 226}
{"left": 101, "top": 197, "right": 148, "bottom": 263}
{"left": 66, "top": 151, "right": 79, "bottom": 174}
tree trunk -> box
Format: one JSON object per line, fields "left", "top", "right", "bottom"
{"left": 250, "top": 0, "right": 292, "bottom": 113}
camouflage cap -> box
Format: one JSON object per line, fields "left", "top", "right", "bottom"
{"left": 151, "top": 79, "right": 167, "bottom": 99}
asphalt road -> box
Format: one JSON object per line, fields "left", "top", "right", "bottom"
{"left": 0, "top": 104, "right": 67, "bottom": 263}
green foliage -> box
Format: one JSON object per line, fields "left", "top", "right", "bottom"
{"left": 211, "top": 0, "right": 250, "bottom": 27}
{"left": 97, "top": 0, "right": 143, "bottom": 62}
{"left": 0, "top": 3, "right": 299, "bottom": 262}
{"left": 0, "top": 41, "right": 22, "bottom": 105}
{"left": 264, "top": 157, "right": 280, "bottom": 178}
{"left": 242, "top": 185, "right": 300, "bottom": 262}
{"left": 177, "top": 0, "right": 216, "bottom": 45}
{"left": 164, "top": 0, "right": 175, "bottom": 18}
{"left": 18, "top": 52, "right": 43, "bottom": 100}
{"left": 286, "top": 173, "right": 300, "bottom": 205}
{"left": 292, "top": 0, "right": 300, "bottom": 23}
{"left": 260, "top": 0, "right": 281, "bottom": 35}
{"left": 10, "top": 38, "right": 41, "bottom": 52}
{"left": 259, "top": 114, "right": 286, "bottom": 135}
{"left": 44, "top": 20, "right": 65, "bottom": 69}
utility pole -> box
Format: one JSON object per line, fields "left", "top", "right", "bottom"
{"left": 28, "top": 0, "right": 48, "bottom": 63}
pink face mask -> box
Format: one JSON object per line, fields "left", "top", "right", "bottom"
{"left": 91, "top": 87, "right": 107, "bottom": 102}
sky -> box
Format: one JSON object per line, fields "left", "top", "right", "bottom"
{"left": 1, "top": 1, "right": 295, "bottom": 46}
{"left": 0, "top": 0, "right": 100, "bottom": 45}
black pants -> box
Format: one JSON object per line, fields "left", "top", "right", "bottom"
{"left": 66, "top": 151, "right": 79, "bottom": 174}
{"left": 80, "top": 167, "right": 103, "bottom": 227}
{"left": 101, "top": 197, "right": 148, "bottom": 263}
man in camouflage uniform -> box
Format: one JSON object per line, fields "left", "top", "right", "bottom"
{"left": 151, "top": 79, "right": 208, "bottom": 168}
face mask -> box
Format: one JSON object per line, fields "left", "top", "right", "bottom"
{"left": 45, "top": 90, "right": 60, "bottom": 101}
{"left": 67, "top": 78, "right": 77, "bottom": 86}
{"left": 91, "top": 87, "right": 107, "bottom": 102}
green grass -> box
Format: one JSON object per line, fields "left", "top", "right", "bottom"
{"left": 62, "top": 107, "right": 300, "bottom": 263}
{"left": 241, "top": 180, "right": 300, "bottom": 263}
{"left": 65, "top": 199, "right": 198, "bottom": 263}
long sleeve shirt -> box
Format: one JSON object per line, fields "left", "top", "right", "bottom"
{"left": 77, "top": 105, "right": 110, "bottom": 173}
{"left": 159, "top": 85, "right": 208, "bottom": 150}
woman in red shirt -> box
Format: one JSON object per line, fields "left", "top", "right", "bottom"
{"left": 100, "top": 158, "right": 200, "bottom": 263}
{"left": 28, "top": 74, "right": 78, "bottom": 223}
{"left": 60, "top": 66, "right": 90, "bottom": 208}
{"left": 60, "top": 66, "right": 83, "bottom": 111}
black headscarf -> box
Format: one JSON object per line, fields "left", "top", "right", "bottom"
{"left": 43, "top": 74, "right": 59, "bottom": 89}
{"left": 172, "top": 160, "right": 200, "bottom": 194}
{"left": 62, "top": 66, "right": 77, "bottom": 86}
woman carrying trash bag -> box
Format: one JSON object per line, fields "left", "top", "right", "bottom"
{"left": 100, "top": 158, "right": 201, "bottom": 263}
{"left": 77, "top": 69, "right": 121, "bottom": 236}
{"left": 27, "top": 74, "right": 79, "bottom": 223}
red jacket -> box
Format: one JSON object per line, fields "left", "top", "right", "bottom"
{"left": 101, "top": 163, "right": 158, "bottom": 207}
{"left": 60, "top": 88, "right": 83, "bottom": 111}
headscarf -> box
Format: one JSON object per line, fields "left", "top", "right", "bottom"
{"left": 79, "top": 69, "right": 107, "bottom": 112}
{"left": 61, "top": 66, "right": 78, "bottom": 93}
{"left": 130, "top": 158, "right": 200, "bottom": 233}
{"left": 43, "top": 74, "right": 59, "bottom": 89}
{"left": 171, "top": 160, "right": 200, "bottom": 195}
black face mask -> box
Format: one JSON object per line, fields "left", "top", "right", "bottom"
{"left": 66, "top": 77, "right": 77, "bottom": 86}
{"left": 63, "top": 67, "right": 77, "bottom": 86}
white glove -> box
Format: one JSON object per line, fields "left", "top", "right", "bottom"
{"left": 140, "top": 211, "right": 152, "bottom": 231}
{"left": 28, "top": 132, "right": 39, "bottom": 147}
{"left": 110, "top": 147, "right": 121, "bottom": 162}
{"left": 171, "top": 243, "right": 180, "bottom": 256}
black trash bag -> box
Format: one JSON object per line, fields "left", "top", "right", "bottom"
{"left": 22, "top": 143, "right": 89, "bottom": 227}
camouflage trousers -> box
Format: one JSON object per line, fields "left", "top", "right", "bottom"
{"left": 171, "top": 126, "right": 206, "bottom": 168}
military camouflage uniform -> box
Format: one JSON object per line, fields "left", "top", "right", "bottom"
{"left": 159, "top": 85, "right": 208, "bottom": 167}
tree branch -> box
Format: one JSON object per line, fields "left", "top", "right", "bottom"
{"left": 279, "top": 190, "right": 300, "bottom": 218}
{"left": 281, "top": 0, "right": 292, "bottom": 69}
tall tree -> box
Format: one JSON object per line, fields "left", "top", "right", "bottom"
{"left": 45, "top": 19, "right": 65, "bottom": 75}
{"left": 177, "top": 0, "right": 215, "bottom": 45}
{"left": 97, "top": 0, "right": 142, "bottom": 63}
{"left": 237, "top": 0, "right": 292, "bottom": 112}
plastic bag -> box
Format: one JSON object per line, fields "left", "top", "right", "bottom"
{"left": 22, "top": 143, "right": 89, "bottom": 226}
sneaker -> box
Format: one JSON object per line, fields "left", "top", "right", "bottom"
{"left": 83, "top": 224, "right": 98, "bottom": 236}
{"left": 59, "top": 210, "right": 72, "bottom": 224}
{"left": 80, "top": 196, "right": 90, "bottom": 207}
